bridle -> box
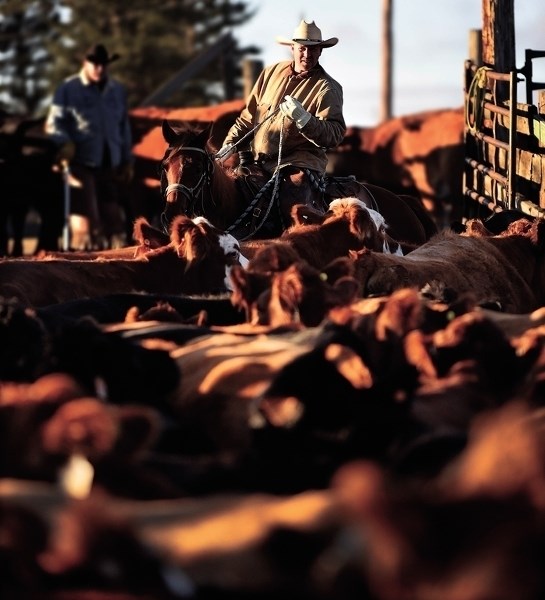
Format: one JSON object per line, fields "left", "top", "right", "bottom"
{"left": 160, "top": 145, "right": 214, "bottom": 230}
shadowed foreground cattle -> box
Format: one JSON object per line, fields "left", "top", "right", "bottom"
{"left": 6, "top": 214, "right": 545, "bottom": 598}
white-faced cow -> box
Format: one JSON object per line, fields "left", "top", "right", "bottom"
{"left": 0, "top": 215, "right": 247, "bottom": 307}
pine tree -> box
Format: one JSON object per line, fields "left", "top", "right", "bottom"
{"left": 0, "top": 0, "right": 64, "bottom": 115}
{"left": 0, "top": 0, "right": 257, "bottom": 116}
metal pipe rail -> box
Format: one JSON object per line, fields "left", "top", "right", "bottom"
{"left": 463, "top": 187, "right": 503, "bottom": 213}
{"left": 483, "top": 101, "right": 509, "bottom": 118}
{"left": 474, "top": 130, "right": 509, "bottom": 151}
{"left": 465, "top": 157, "right": 508, "bottom": 186}
{"left": 471, "top": 68, "right": 519, "bottom": 208}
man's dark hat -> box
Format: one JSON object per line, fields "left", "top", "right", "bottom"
{"left": 84, "top": 43, "right": 120, "bottom": 65}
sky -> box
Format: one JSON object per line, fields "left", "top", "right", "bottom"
{"left": 233, "top": 0, "right": 545, "bottom": 127}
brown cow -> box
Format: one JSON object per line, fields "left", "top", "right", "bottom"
{"left": 331, "top": 401, "right": 545, "bottom": 600}
{"left": 230, "top": 260, "right": 361, "bottom": 327}
{"left": 0, "top": 215, "right": 246, "bottom": 307}
{"left": 33, "top": 216, "right": 170, "bottom": 260}
{"left": 326, "top": 107, "right": 464, "bottom": 228}
{"left": 229, "top": 197, "right": 408, "bottom": 323}
{"left": 348, "top": 218, "right": 545, "bottom": 313}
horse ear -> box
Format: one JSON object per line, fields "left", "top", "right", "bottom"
{"left": 196, "top": 122, "right": 213, "bottom": 148}
{"left": 162, "top": 120, "right": 178, "bottom": 146}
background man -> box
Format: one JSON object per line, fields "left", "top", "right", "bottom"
{"left": 46, "top": 43, "right": 133, "bottom": 249}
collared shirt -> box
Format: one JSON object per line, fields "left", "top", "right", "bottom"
{"left": 45, "top": 68, "right": 132, "bottom": 168}
{"left": 223, "top": 60, "right": 345, "bottom": 174}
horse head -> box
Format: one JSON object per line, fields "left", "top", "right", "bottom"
{"left": 160, "top": 119, "right": 215, "bottom": 229}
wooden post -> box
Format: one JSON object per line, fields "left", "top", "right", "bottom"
{"left": 481, "top": 0, "right": 516, "bottom": 175}
{"left": 380, "top": 0, "right": 393, "bottom": 122}
{"left": 481, "top": 0, "right": 515, "bottom": 72}
{"left": 539, "top": 90, "right": 545, "bottom": 115}
{"left": 468, "top": 29, "right": 482, "bottom": 66}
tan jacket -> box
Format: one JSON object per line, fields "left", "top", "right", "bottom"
{"left": 223, "top": 60, "right": 345, "bottom": 174}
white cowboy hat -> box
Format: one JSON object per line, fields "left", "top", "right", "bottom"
{"left": 276, "top": 20, "right": 338, "bottom": 48}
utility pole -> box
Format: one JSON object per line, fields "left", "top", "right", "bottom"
{"left": 380, "top": 0, "right": 393, "bottom": 122}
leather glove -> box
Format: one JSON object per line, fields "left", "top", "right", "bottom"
{"left": 215, "top": 143, "right": 235, "bottom": 162}
{"left": 55, "top": 140, "right": 76, "bottom": 165}
{"left": 279, "top": 95, "right": 311, "bottom": 129}
{"left": 116, "top": 161, "right": 134, "bottom": 185}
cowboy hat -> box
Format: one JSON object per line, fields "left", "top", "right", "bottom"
{"left": 276, "top": 20, "right": 338, "bottom": 48}
{"left": 84, "top": 43, "right": 120, "bottom": 65}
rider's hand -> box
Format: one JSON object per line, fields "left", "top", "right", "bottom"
{"left": 55, "top": 140, "right": 76, "bottom": 165}
{"left": 279, "top": 95, "right": 311, "bottom": 129}
{"left": 215, "top": 143, "right": 235, "bottom": 163}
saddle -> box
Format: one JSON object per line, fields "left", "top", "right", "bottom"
{"left": 323, "top": 175, "right": 361, "bottom": 200}
{"left": 231, "top": 163, "right": 362, "bottom": 239}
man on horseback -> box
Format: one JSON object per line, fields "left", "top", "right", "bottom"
{"left": 216, "top": 19, "right": 346, "bottom": 230}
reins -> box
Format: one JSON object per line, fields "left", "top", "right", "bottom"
{"left": 225, "top": 116, "right": 286, "bottom": 240}
{"left": 221, "top": 107, "right": 281, "bottom": 154}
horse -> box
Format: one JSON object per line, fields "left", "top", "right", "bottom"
{"left": 159, "top": 118, "right": 437, "bottom": 245}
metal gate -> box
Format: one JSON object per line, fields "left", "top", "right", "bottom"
{"left": 463, "top": 50, "right": 545, "bottom": 220}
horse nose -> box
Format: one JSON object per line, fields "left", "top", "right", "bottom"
{"left": 161, "top": 200, "right": 181, "bottom": 232}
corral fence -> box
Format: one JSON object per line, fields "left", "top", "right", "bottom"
{"left": 463, "top": 49, "right": 545, "bottom": 220}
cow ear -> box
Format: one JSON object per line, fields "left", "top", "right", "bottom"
{"left": 113, "top": 406, "right": 162, "bottom": 459}
{"left": 375, "top": 288, "right": 423, "bottom": 339}
{"left": 229, "top": 265, "right": 251, "bottom": 312}
{"left": 332, "top": 276, "right": 361, "bottom": 305}
{"left": 169, "top": 215, "right": 194, "bottom": 246}
{"left": 322, "top": 256, "right": 356, "bottom": 283}
{"left": 132, "top": 217, "right": 170, "bottom": 249}
{"left": 348, "top": 204, "right": 370, "bottom": 238}
{"left": 531, "top": 218, "right": 545, "bottom": 249}
{"left": 290, "top": 204, "right": 324, "bottom": 226}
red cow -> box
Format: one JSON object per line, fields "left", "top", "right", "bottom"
{"left": 0, "top": 215, "right": 246, "bottom": 307}
{"left": 229, "top": 197, "right": 406, "bottom": 323}
{"left": 33, "top": 216, "right": 170, "bottom": 260}
{"left": 348, "top": 218, "right": 545, "bottom": 313}
{"left": 326, "top": 107, "right": 464, "bottom": 228}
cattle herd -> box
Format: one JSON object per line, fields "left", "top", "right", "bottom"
{"left": 5, "top": 192, "right": 545, "bottom": 600}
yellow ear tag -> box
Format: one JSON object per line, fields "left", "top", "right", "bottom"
{"left": 59, "top": 453, "right": 94, "bottom": 499}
